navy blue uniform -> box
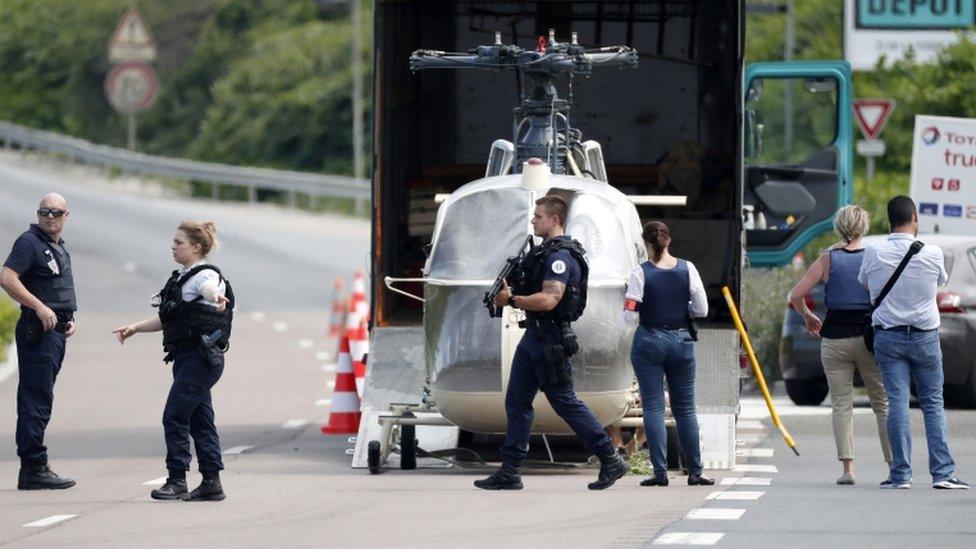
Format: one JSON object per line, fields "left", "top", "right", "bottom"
{"left": 164, "top": 348, "right": 224, "bottom": 474}
{"left": 3, "top": 224, "right": 76, "bottom": 467}
{"left": 500, "top": 235, "right": 614, "bottom": 468}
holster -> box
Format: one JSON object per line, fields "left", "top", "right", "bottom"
{"left": 23, "top": 311, "right": 43, "bottom": 345}
{"left": 538, "top": 320, "right": 576, "bottom": 386}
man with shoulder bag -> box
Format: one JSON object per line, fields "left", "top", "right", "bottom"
{"left": 858, "top": 196, "right": 968, "bottom": 490}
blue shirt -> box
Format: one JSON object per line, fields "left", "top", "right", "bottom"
{"left": 857, "top": 233, "right": 947, "bottom": 330}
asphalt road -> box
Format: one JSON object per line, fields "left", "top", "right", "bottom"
{"left": 2, "top": 153, "right": 976, "bottom": 548}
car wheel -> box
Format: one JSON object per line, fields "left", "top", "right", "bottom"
{"left": 785, "top": 378, "right": 828, "bottom": 406}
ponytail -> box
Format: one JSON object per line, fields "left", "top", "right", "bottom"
{"left": 641, "top": 220, "right": 671, "bottom": 262}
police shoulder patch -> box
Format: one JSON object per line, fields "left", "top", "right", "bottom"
{"left": 551, "top": 259, "right": 567, "bottom": 274}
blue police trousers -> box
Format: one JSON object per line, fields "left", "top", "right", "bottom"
{"left": 163, "top": 348, "right": 224, "bottom": 473}
{"left": 15, "top": 315, "right": 65, "bottom": 467}
{"left": 500, "top": 330, "right": 614, "bottom": 469}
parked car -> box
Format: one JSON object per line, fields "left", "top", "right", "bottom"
{"left": 778, "top": 234, "right": 976, "bottom": 408}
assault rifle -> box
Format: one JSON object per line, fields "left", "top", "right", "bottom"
{"left": 484, "top": 235, "right": 535, "bottom": 318}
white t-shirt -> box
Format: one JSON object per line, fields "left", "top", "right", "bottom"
{"left": 179, "top": 261, "right": 226, "bottom": 307}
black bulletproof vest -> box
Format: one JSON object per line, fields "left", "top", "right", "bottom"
{"left": 19, "top": 226, "right": 76, "bottom": 313}
{"left": 517, "top": 236, "right": 589, "bottom": 324}
{"left": 158, "top": 264, "right": 234, "bottom": 352}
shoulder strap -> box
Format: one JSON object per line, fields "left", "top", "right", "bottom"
{"left": 176, "top": 264, "right": 223, "bottom": 286}
{"left": 873, "top": 241, "right": 924, "bottom": 309}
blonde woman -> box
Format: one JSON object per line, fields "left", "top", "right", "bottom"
{"left": 789, "top": 205, "right": 891, "bottom": 485}
{"left": 114, "top": 221, "right": 234, "bottom": 501}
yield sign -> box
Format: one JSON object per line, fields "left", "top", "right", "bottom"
{"left": 853, "top": 99, "right": 895, "bottom": 140}
{"left": 108, "top": 8, "right": 156, "bottom": 63}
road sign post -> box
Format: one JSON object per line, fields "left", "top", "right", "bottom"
{"left": 106, "top": 8, "right": 158, "bottom": 151}
{"left": 853, "top": 98, "right": 895, "bottom": 182}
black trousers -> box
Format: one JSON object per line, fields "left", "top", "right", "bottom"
{"left": 15, "top": 315, "right": 66, "bottom": 467}
{"left": 499, "top": 330, "right": 614, "bottom": 469}
{"left": 163, "top": 348, "right": 224, "bottom": 473}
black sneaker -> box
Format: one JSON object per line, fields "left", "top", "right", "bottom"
{"left": 151, "top": 478, "right": 189, "bottom": 500}
{"left": 588, "top": 453, "right": 629, "bottom": 490}
{"left": 187, "top": 478, "right": 226, "bottom": 501}
{"left": 18, "top": 464, "right": 76, "bottom": 490}
{"left": 933, "top": 477, "right": 969, "bottom": 490}
{"left": 474, "top": 468, "right": 523, "bottom": 490}
{"left": 688, "top": 474, "right": 715, "bottom": 486}
{"left": 879, "top": 478, "right": 910, "bottom": 489}
{"left": 640, "top": 475, "right": 669, "bottom": 487}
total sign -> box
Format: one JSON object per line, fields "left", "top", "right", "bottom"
{"left": 910, "top": 115, "right": 976, "bottom": 234}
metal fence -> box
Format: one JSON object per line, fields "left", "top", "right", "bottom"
{"left": 0, "top": 121, "right": 371, "bottom": 206}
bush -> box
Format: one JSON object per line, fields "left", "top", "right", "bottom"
{"left": 741, "top": 265, "right": 802, "bottom": 382}
{"left": 0, "top": 297, "right": 18, "bottom": 364}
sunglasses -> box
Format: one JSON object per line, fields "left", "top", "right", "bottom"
{"left": 37, "top": 208, "right": 67, "bottom": 218}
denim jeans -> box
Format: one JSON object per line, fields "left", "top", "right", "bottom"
{"left": 873, "top": 329, "right": 955, "bottom": 484}
{"left": 631, "top": 326, "right": 702, "bottom": 477}
{"left": 500, "top": 330, "right": 614, "bottom": 469}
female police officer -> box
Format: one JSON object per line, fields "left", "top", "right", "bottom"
{"left": 113, "top": 221, "right": 233, "bottom": 501}
{"left": 624, "top": 221, "right": 713, "bottom": 487}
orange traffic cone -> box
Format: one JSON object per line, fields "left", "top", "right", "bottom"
{"left": 350, "top": 317, "right": 369, "bottom": 395}
{"left": 349, "top": 270, "right": 369, "bottom": 319}
{"left": 321, "top": 335, "right": 361, "bottom": 434}
{"left": 329, "top": 277, "right": 345, "bottom": 337}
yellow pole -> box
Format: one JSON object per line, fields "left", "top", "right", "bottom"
{"left": 722, "top": 286, "right": 800, "bottom": 456}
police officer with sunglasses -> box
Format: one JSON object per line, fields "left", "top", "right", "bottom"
{"left": 0, "top": 193, "right": 77, "bottom": 490}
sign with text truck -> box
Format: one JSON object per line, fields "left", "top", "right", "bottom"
{"left": 910, "top": 115, "right": 976, "bottom": 234}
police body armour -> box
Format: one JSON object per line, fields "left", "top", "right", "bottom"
{"left": 157, "top": 265, "right": 235, "bottom": 354}
{"left": 517, "top": 237, "right": 589, "bottom": 323}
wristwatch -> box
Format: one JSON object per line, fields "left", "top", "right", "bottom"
{"left": 508, "top": 294, "right": 517, "bottom": 308}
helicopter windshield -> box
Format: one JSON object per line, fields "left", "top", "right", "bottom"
{"left": 428, "top": 186, "right": 533, "bottom": 280}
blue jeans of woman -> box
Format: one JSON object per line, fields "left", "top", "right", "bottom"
{"left": 631, "top": 326, "right": 702, "bottom": 477}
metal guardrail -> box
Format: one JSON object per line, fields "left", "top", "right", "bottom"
{"left": 0, "top": 120, "right": 371, "bottom": 204}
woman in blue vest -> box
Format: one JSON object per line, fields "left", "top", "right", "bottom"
{"left": 624, "top": 221, "right": 712, "bottom": 486}
{"left": 789, "top": 205, "right": 891, "bottom": 485}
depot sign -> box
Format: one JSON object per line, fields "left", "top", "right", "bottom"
{"left": 844, "top": 0, "right": 973, "bottom": 70}
{"left": 910, "top": 114, "right": 976, "bottom": 234}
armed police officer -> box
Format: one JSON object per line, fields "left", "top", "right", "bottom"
{"left": 475, "top": 195, "right": 629, "bottom": 490}
{"left": 1, "top": 193, "right": 77, "bottom": 490}
{"left": 114, "top": 221, "right": 233, "bottom": 502}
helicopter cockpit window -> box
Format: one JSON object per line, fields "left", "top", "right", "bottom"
{"left": 428, "top": 187, "right": 533, "bottom": 280}
{"left": 564, "top": 192, "right": 635, "bottom": 280}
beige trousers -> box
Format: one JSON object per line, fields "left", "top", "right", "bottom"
{"left": 820, "top": 336, "right": 893, "bottom": 463}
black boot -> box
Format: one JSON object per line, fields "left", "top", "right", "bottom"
{"left": 474, "top": 465, "right": 523, "bottom": 490}
{"left": 640, "top": 474, "right": 669, "bottom": 487}
{"left": 18, "top": 464, "right": 75, "bottom": 490}
{"left": 188, "top": 472, "right": 226, "bottom": 502}
{"left": 588, "top": 452, "right": 629, "bottom": 490}
{"left": 151, "top": 470, "right": 189, "bottom": 500}
{"left": 688, "top": 474, "right": 715, "bottom": 486}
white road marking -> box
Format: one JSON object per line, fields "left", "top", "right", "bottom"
{"left": 737, "top": 434, "right": 766, "bottom": 444}
{"left": 122, "top": 261, "right": 136, "bottom": 273}
{"left": 739, "top": 397, "right": 870, "bottom": 419}
{"left": 721, "top": 477, "right": 772, "bottom": 486}
{"left": 282, "top": 419, "right": 307, "bottom": 429}
{"left": 322, "top": 364, "right": 337, "bottom": 373}
{"left": 298, "top": 338, "right": 314, "bottom": 349}
{"left": 273, "top": 322, "right": 288, "bottom": 332}
{"left": 223, "top": 445, "right": 254, "bottom": 455}
{"left": 735, "top": 464, "right": 778, "bottom": 473}
{"left": 737, "top": 419, "right": 765, "bottom": 430}
{"left": 686, "top": 508, "right": 746, "bottom": 520}
{"left": 706, "top": 490, "right": 765, "bottom": 501}
{"left": 142, "top": 476, "right": 167, "bottom": 486}
{"left": 653, "top": 532, "right": 725, "bottom": 545}
{"left": 23, "top": 514, "right": 77, "bottom": 528}
{"left": 737, "top": 448, "right": 774, "bottom": 458}
{"left": 315, "top": 351, "right": 333, "bottom": 361}
{"left": 315, "top": 398, "right": 332, "bottom": 407}
{"left": 249, "top": 312, "right": 266, "bottom": 322}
